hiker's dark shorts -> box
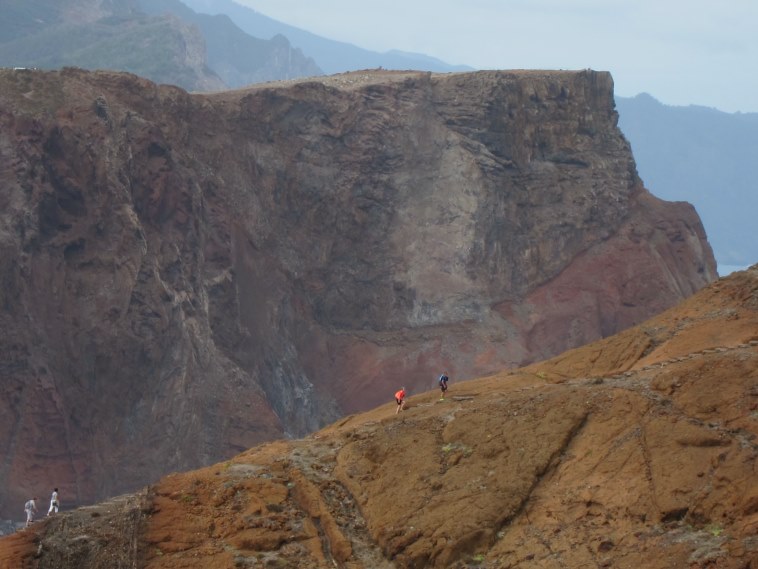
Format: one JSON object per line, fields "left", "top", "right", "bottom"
{"left": 396, "top": 398, "right": 403, "bottom": 405}
{"left": 440, "top": 384, "right": 448, "bottom": 392}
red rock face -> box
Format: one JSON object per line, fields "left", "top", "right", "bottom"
{"left": 0, "top": 67, "right": 715, "bottom": 517}
{"left": 2, "top": 267, "right": 755, "bottom": 568}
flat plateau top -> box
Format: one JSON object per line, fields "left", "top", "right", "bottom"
{"left": 209, "top": 67, "right": 597, "bottom": 97}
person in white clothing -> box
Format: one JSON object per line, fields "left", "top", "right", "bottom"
{"left": 24, "top": 497, "right": 38, "bottom": 527}
{"left": 47, "top": 488, "right": 59, "bottom": 516}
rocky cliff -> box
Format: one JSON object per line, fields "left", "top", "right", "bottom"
{"left": 0, "top": 67, "right": 715, "bottom": 517}
{"left": 2, "top": 264, "right": 755, "bottom": 568}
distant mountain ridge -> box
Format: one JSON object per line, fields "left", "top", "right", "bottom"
{"left": 137, "top": 0, "right": 322, "bottom": 86}
{"left": 0, "top": 0, "right": 470, "bottom": 91}
{"left": 177, "top": 0, "right": 473, "bottom": 73}
{"left": 0, "top": 0, "right": 321, "bottom": 90}
{"left": 616, "top": 93, "right": 758, "bottom": 269}
{"left": 0, "top": 0, "right": 224, "bottom": 91}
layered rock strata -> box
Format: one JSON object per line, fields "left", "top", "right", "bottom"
{"left": 0, "top": 67, "right": 715, "bottom": 516}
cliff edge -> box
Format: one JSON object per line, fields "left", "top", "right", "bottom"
{"left": 0, "top": 67, "right": 715, "bottom": 515}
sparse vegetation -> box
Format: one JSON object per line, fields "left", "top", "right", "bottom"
{"left": 706, "top": 523, "right": 724, "bottom": 537}
{"left": 441, "top": 442, "right": 473, "bottom": 457}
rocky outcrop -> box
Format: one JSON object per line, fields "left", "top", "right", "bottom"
{"left": 0, "top": 67, "right": 715, "bottom": 517}
{"left": 2, "top": 266, "right": 755, "bottom": 568}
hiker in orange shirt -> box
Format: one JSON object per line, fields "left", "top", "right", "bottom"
{"left": 395, "top": 387, "right": 407, "bottom": 414}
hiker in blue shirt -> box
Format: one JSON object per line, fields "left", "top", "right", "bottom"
{"left": 438, "top": 373, "right": 449, "bottom": 400}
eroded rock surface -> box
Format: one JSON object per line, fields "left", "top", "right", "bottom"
{"left": 2, "top": 266, "right": 754, "bottom": 568}
{"left": 0, "top": 67, "right": 715, "bottom": 516}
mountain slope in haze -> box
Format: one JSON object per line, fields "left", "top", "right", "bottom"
{"left": 0, "top": 0, "right": 319, "bottom": 91}
{"left": 2, "top": 265, "right": 756, "bottom": 568}
{"left": 617, "top": 93, "right": 758, "bottom": 269}
{"left": 0, "top": 0, "right": 138, "bottom": 41}
{"left": 0, "top": 0, "right": 226, "bottom": 91}
{"left": 178, "top": 0, "right": 473, "bottom": 74}
{"left": 137, "top": 0, "right": 322, "bottom": 86}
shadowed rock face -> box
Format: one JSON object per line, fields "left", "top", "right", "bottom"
{"left": 0, "top": 67, "right": 715, "bottom": 516}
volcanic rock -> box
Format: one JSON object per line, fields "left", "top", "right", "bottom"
{"left": 1, "top": 265, "right": 755, "bottom": 568}
{"left": 0, "top": 67, "right": 715, "bottom": 517}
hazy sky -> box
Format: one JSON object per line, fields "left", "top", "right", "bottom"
{"left": 236, "top": 0, "right": 757, "bottom": 113}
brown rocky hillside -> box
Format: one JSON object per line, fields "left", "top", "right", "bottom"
{"left": 2, "top": 264, "right": 755, "bottom": 568}
{"left": 0, "top": 66, "right": 715, "bottom": 518}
